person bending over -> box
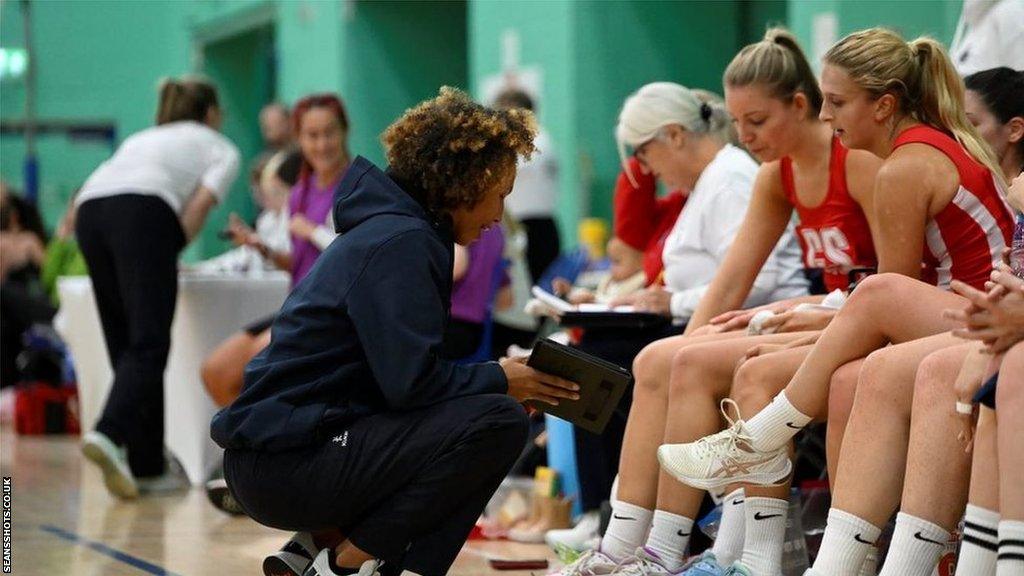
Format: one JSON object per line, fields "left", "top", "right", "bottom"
{"left": 211, "top": 87, "right": 578, "bottom": 576}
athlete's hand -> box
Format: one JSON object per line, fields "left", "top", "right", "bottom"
{"left": 709, "top": 301, "right": 791, "bottom": 333}
{"left": 501, "top": 356, "right": 580, "bottom": 406}
{"left": 740, "top": 333, "right": 819, "bottom": 363}
{"left": 948, "top": 278, "right": 1024, "bottom": 353}
{"left": 760, "top": 307, "right": 836, "bottom": 333}
{"left": 952, "top": 344, "right": 991, "bottom": 451}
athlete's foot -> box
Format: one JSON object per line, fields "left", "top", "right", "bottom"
{"left": 657, "top": 400, "right": 791, "bottom": 491}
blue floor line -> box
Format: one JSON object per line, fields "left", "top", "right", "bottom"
{"left": 39, "top": 524, "right": 181, "bottom": 576}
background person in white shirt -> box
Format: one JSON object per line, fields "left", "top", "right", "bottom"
{"left": 75, "top": 76, "right": 241, "bottom": 500}
{"left": 494, "top": 88, "right": 561, "bottom": 283}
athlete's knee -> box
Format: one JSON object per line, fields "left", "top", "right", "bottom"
{"left": 844, "top": 273, "right": 907, "bottom": 314}
{"left": 913, "top": 348, "right": 963, "bottom": 409}
{"left": 632, "top": 340, "right": 675, "bottom": 400}
{"left": 857, "top": 347, "right": 907, "bottom": 406}
{"left": 731, "top": 356, "right": 776, "bottom": 412}
{"left": 665, "top": 345, "right": 717, "bottom": 401}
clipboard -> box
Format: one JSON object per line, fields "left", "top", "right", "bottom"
{"left": 525, "top": 338, "right": 633, "bottom": 434}
{"left": 531, "top": 286, "right": 670, "bottom": 329}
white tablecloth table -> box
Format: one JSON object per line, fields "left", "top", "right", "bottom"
{"left": 56, "top": 272, "right": 290, "bottom": 485}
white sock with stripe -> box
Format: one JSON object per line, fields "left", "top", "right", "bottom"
{"left": 957, "top": 505, "right": 1000, "bottom": 576}
{"left": 998, "top": 520, "right": 1024, "bottom": 576}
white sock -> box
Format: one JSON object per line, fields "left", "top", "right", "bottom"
{"left": 858, "top": 547, "right": 878, "bottom": 576}
{"left": 645, "top": 510, "right": 694, "bottom": 571}
{"left": 811, "top": 509, "right": 881, "bottom": 576}
{"left": 602, "top": 500, "right": 653, "bottom": 562}
{"left": 744, "top": 392, "right": 812, "bottom": 451}
{"left": 741, "top": 496, "right": 788, "bottom": 575}
{"left": 958, "top": 504, "right": 999, "bottom": 576}
{"left": 710, "top": 488, "right": 747, "bottom": 567}
{"left": 998, "top": 520, "right": 1024, "bottom": 576}
{"left": 877, "top": 512, "right": 949, "bottom": 576}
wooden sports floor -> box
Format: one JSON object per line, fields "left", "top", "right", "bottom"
{"left": 2, "top": 426, "right": 558, "bottom": 575}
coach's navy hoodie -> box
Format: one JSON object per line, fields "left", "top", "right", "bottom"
{"left": 211, "top": 157, "right": 508, "bottom": 452}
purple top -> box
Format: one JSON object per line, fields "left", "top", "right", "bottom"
{"left": 450, "top": 226, "right": 508, "bottom": 324}
{"left": 288, "top": 172, "right": 343, "bottom": 286}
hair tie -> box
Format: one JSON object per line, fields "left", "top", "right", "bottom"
{"left": 700, "top": 101, "right": 713, "bottom": 124}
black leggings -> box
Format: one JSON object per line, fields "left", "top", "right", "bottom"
{"left": 76, "top": 194, "right": 185, "bottom": 477}
{"left": 225, "top": 394, "right": 529, "bottom": 576}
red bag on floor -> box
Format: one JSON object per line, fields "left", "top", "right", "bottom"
{"left": 14, "top": 382, "right": 81, "bottom": 435}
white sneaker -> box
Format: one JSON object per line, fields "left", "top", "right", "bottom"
{"left": 614, "top": 547, "right": 676, "bottom": 575}
{"left": 546, "top": 511, "right": 601, "bottom": 552}
{"left": 81, "top": 431, "right": 138, "bottom": 499}
{"left": 302, "top": 549, "right": 382, "bottom": 576}
{"left": 264, "top": 532, "right": 318, "bottom": 576}
{"left": 549, "top": 549, "right": 624, "bottom": 575}
{"left": 657, "top": 400, "right": 791, "bottom": 491}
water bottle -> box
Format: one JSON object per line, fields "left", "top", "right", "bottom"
{"left": 1010, "top": 214, "right": 1024, "bottom": 278}
{"left": 781, "top": 488, "right": 810, "bottom": 576}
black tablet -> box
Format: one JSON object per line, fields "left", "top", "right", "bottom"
{"left": 525, "top": 338, "right": 633, "bottom": 434}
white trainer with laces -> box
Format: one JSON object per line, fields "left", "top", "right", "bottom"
{"left": 657, "top": 400, "right": 792, "bottom": 491}
{"left": 548, "top": 549, "right": 625, "bottom": 575}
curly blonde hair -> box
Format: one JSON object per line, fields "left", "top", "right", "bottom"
{"left": 382, "top": 87, "right": 537, "bottom": 214}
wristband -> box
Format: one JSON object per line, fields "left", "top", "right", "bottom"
{"left": 955, "top": 401, "right": 974, "bottom": 415}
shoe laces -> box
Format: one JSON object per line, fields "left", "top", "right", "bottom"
{"left": 617, "top": 551, "right": 669, "bottom": 576}
{"left": 556, "top": 550, "right": 617, "bottom": 576}
{"left": 689, "top": 399, "right": 755, "bottom": 464}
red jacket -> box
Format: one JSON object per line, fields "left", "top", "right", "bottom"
{"left": 613, "top": 157, "right": 686, "bottom": 285}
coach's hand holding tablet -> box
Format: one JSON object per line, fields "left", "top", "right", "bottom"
{"left": 501, "top": 355, "right": 580, "bottom": 406}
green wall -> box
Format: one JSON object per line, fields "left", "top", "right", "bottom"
{"left": 469, "top": 0, "right": 578, "bottom": 243}
{"left": 1, "top": 0, "right": 965, "bottom": 256}
{"left": 343, "top": 0, "right": 468, "bottom": 166}
{"left": 789, "top": 0, "right": 962, "bottom": 71}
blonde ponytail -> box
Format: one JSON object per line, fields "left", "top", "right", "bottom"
{"left": 825, "top": 28, "right": 1005, "bottom": 186}
{"left": 909, "top": 38, "right": 1004, "bottom": 186}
